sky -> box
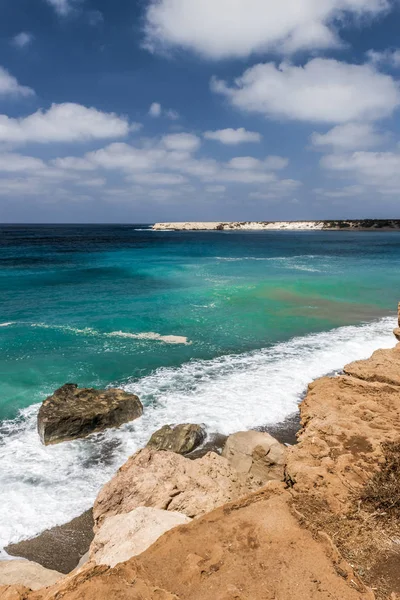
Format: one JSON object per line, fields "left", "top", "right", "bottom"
{"left": 1, "top": 0, "right": 400, "bottom": 222}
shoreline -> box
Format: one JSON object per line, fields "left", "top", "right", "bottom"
{"left": 2, "top": 312, "right": 400, "bottom": 598}
{"left": 4, "top": 411, "right": 301, "bottom": 572}
{"left": 153, "top": 220, "right": 400, "bottom": 231}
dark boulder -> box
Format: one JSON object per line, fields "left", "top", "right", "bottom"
{"left": 38, "top": 384, "right": 143, "bottom": 445}
{"left": 147, "top": 424, "right": 206, "bottom": 455}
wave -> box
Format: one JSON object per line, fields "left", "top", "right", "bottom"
{"left": 1, "top": 322, "right": 189, "bottom": 345}
{"left": 0, "top": 322, "right": 13, "bottom": 327}
{"left": 106, "top": 331, "right": 190, "bottom": 345}
{"left": 0, "top": 316, "right": 396, "bottom": 554}
{"left": 213, "top": 255, "right": 329, "bottom": 272}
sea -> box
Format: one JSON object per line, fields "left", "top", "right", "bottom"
{"left": 0, "top": 224, "right": 399, "bottom": 556}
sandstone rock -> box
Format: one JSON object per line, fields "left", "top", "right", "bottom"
{"left": 93, "top": 447, "right": 250, "bottom": 528}
{"left": 37, "top": 384, "right": 143, "bottom": 445}
{"left": 90, "top": 507, "right": 191, "bottom": 568}
{"left": 0, "top": 560, "right": 63, "bottom": 591}
{"left": 286, "top": 374, "right": 400, "bottom": 511}
{"left": 16, "top": 487, "right": 374, "bottom": 600}
{"left": 222, "top": 430, "right": 286, "bottom": 484}
{"left": 394, "top": 328, "right": 400, "bottom": 341}
{"left": 0, "top": 585, "right": 31, "bottom": 600}
{"left": 344, "top": 344, "right": 400, "bottom": 387}
{"left": 147, "top": 424, "right": 205, "bottom": 455}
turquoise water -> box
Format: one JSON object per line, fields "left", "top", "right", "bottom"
{"left": 0, "top": 225, "right": 399, "bottom": 552}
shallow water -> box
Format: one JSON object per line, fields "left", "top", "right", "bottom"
{"left": 0, "top": 225, "right": 399, "bottom": 553}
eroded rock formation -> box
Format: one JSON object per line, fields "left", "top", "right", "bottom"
{"left": 147, "top": 424, "right": 206, "bottom": 455}
{"left": 89, "top": 507, "right": 191, "bottom": 568}
{"left": 222, "top": 430, "right": 286, "bottom": 484}
{"left": 93, "top": 447, "right": 251, "bottom": 528}
{"left": 37, "top": 384, "right": 143, "bottom": 445}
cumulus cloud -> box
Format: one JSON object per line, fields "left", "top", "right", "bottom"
{"left": 321, "top": 150, "right": 400, "bottom": 192}
{"left": 314, "top": 184, "right": 364, "bottom": 197}
{"left": 149, "top": 102, "right": 162, "bottom": 117}
{"left": 366, "top": 48, "right": 400, "bottom": 67}
{"left": 45, "top": 0, "right": 74, "bottom": 16}
{"left": 12, "top": 32, "right": 34, "bottom": 49}
{"left": 311, "top": 122, "right": 387, "bottom": 150}
{"left": 143, "top": 0, "right": 391, "bottom": 59}
{"left": 161, "top": 132, "right": 201, "bottom": 152}
{"left": 212, "top": 58, "right": 400, "bottom": 124}
{"left": 204, "top": 128, "right": 261, "bottom": 145}
{"left": 0, "top": 67, "right": 34, "bottom": 97}
{"left": 0, "top": 153, "right": 45, "bottom": 172}
{"left": 249, "top": 179, "right": 302, "bottom": 199}
{"left": 54, "top": 133, "right": 292, "bottom": 189}
{"left": 149, "top": 102, "right": 180, "bottom": 120}
{"left": 228, "top": 156, "right": 288, "bottom": 170}
{"left": 0, "top": 103, "right": 133, "bottom": 145}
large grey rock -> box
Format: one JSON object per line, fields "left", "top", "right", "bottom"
{"left": 222, "top": 431, "right": 286, "bottom": 485}
{"left": 37, "top": 384, "right": 143, "bottom": 445}
{"left": 93, "top": 447, "right": 251, "bottom": 528}
{"left": 0, "top": 560, "right": 63, "bottom": 591}
{"left": 147, "top": 423, "right": 206, "bottom": 455}
{"left": 90, "top": 507, "right": 191, "bottom": 568}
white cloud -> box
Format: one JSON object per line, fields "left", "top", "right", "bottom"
{"left": 311, "top": 122, "right": 387, "bottom": 150}
{"left": 52, "top": 156, "right": 96, "bottom": 170}
{"left": 0, "top": 67, "right": 34, "bottom": 97}
{"left": 366, "top": 48, "right": 400, "bottom": 68}
{"left": 165, "top": 109, "right": 180, "bottom": 120}
{"left": 143, "top": 0, "right": 391, "bottom": 59}
{"left": 321, "top": 150, "right": 400, "bottom": 192}
{"left": 0, "top": 103, "right": 132, "bottom": 145}
{"left": 212, "top": 58, "right": 400, "bottom": 124}
{"left": 314, "top": 184, "right": 363, "bottom": 197}
{"left": 88, "top": 143, "right": 161, "bottom": 171}
{"left": 149, "top": 102, "right": 162, "bottom": 117}
{"left": 149, "top": 102, "right": 180, "bottom": 120}
{"left": 161, "top": 133, "right": 201, "bottom": 152}
{"left": 0, "top": 153, "right": 45, "bottom": 172}
{"left": 204, "top": 128, "right": 261, "bottom": 145}
{"left": 45, "top": 0, "right": 74, "bottom": 16}
{"left": 129, "top": 172, "right": 187, "bottom": 185}
{"left": 228, "top": 156, "right": 288, "bottom": 170}
{"left": 250, "top": 178, "right": 302, "bottom": 199}
{"left": 12, "top": 33, "right": 34, "bottom": 49}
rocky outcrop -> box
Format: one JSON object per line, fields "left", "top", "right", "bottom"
{"left": 285, "top": 372, "right": 400, "bottom": 510}
{"left": 343, "top": 345, "right": 400, "bottom": 387}
{"left": 93, "top": 447, "right": 251, "bottom": 528}
{"left": 7, "top": 486, "right": 374, "bottom": 600}
{"left": 0, "top": 560, "right": 63, "bottom": 591}
{"left": 147, "top": 424, "right": 206, "bottom": 455}
{"left": 37, "top": 384, "right": 143, "bottom": 445}
{"left": 90, "top": 507, "right": 191, "bottom": 567}
{"left": 222, "top": 430, "right": 286, "bottom": 484}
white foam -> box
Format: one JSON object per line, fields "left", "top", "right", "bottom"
{"left": 0, "top": 317, "right": 396, "bottom": 554}
{"left": 0, "top": 322, "right": 13, "bottom": 327}
{"left": 7, "top": 323, "right": 190, "bottom": 344}
{"left": 106, "top": 331, "right": 190, "bottom": 345}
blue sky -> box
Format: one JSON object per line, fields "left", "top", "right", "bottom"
{"left": 1, "top": 0, "right": 400, "bottom": 222}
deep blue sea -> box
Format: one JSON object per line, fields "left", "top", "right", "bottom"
{"left": 0, "top": 224, "right": 399, "bottom": 553}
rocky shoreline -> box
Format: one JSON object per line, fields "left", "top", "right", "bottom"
{"left": 153, "top": 220, "right": 400, "bottom": 231}
{"left": 1, "top": 308, "right": 400, "bottom": 599}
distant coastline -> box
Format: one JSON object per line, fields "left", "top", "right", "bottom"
{"left": 153, "top": 219, "right": 400, "bottom": 231}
